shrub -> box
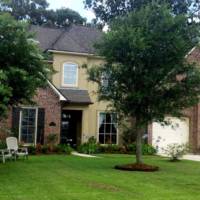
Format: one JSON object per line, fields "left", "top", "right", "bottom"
{"left": 0, "top": 140, "right": 6, "bottom": 149}
{"left": 28, "top": 145, "right": 36, "bottom": 155}
{"left": 77, "top": 137, "right": 99, "bottom": 154}
{"left": 41, "top": 145, "right": 49, "bottom": 154}
{"left": 47, "top": 133, "right": 58, "bottom": 152}
{"left": 126, "top": 144, "right": 156, "bottom": 155}
{"left": 163, "top": 143, "right": 189, "bottom": 161}
{"left": 56, "top": 144, "right": 73, "bottom": 155}
{"left": 47, "top": 134, "right": 58, "bottom": 144}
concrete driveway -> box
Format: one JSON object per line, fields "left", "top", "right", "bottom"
{"left": 183, "top": 155, "right": 200, "bottom": 161}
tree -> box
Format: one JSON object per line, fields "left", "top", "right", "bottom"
{"left": 84, "top": 0, "right": 200, "bottom": 23}
{"left": 43, "top": 8, "right": 86, "bottom": 27}
{"left": 0, "top": 1, "right": 86, "bottom": 27}
{"left": 53, "top": 8, "right": 86, "bottom": 27}
{"left": 0, "top": 0, "right": 49, "bottom": 25}
{"left": 87, "top": 3, "right": 200, "bottom": 167}
{"left": 0, "top": 14, "right": 52, "bottom": 119}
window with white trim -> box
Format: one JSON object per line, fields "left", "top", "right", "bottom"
{"left": 20, "top": 108, "right": 38, "bottom": 144}
{"left": 62, "top": 63, "right": 78, "bottom": 87}
{"left": 98, "top": 113, "right": 117, "bottom": 144}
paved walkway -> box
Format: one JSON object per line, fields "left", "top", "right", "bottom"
{"left": 183, "top": 155, "right": 200, "bottom": 161}
{"left": 71, "top": 152, "right": 98, "bottom": 158}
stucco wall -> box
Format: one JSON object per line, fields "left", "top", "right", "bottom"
{"left": 52, "top": 52, "right": 122, "bottom": 144}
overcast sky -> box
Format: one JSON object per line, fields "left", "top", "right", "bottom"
{"left": 47, "top": 0, "right": 95, "bottom": 22}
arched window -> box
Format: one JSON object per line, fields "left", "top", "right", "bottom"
{"left": 62, "top": 63, "right": 78, "bottom": 87}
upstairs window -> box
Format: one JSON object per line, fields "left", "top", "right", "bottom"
{"left": 62, "top": 63, "right": 78, "bottom": 87}
{"left": 101, "top": 72, "right": 109, "bottom": 88}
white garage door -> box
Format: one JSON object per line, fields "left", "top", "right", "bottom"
{"left": 152, "top": 117, "right": 189, "bottom": 155}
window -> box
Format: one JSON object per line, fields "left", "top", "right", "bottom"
{"left": 101, "top": 72, "right": 109, "bottom": 88}
{"left": 62, "top": 63, "right": 78, "bottom": 87}
{"left": 20, "top": 108, "right": 38, "bottom": 144}
{"left": 98, "top": 113, "right": 117, "bottom": 144}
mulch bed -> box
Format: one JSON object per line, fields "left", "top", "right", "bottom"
{"left": 115, "top": 163, "right": 159, "bottom": 172}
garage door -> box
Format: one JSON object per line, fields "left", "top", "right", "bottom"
{"left": 152, "top": 117, "right": 189, "bottom": 155}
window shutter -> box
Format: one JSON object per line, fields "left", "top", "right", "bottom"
{"left": 12, "top": 107, "right": 21, "bottom": 138}
{"left": 37, "top": 108, "right": 45, "bottom": 144}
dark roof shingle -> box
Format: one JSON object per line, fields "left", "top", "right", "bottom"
{"left": 59, "top": 89, "right": 92, "bottom": 104}
{"left": 30, "top": 25, "right": 103, "bottom": 54}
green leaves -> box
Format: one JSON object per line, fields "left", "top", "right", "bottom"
{"left": 0, "top": 14, "right": 52, "bottom": 118}
{"left": 84, "top": 0, "right": 200, "bottom": 23}
{"left": 88, "top": 3, "right": 200, "bottom": 126}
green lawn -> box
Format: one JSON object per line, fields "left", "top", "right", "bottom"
{"left": 0, "top": 154, "right": 199, "bottom": 200}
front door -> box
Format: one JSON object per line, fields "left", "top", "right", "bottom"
{"left": 61, "top": 110, "right": 82, "bottom": 147}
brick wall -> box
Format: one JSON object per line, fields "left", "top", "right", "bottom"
{"left": 34, "top": 87, "right": 61, "bottom": 144}
{"left": 0, "top": 86, "right": 61, "bottom": 144}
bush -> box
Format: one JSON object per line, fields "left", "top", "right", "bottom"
{"left": 126, "top": 144, "right": 156, "bottom": 155}
{"left": 56, "top": 144, "right": 73, "bottom": 155}
{"left": 47, "top": 133, "right": 58, "bottom": 152}
{"left": 98, "top": 144, "right": 123, "bottom": 154}
{"left": 28, "top": 145, "right": 36, "bottom": 155}
{"left": 0, "top": 140, "right": 6, "bottom": 149}
{"left": 77, "top": 137, "right": 99, "bottom": 154}
{"left": 41, "top": 145, "right": 49, "bottom": 154}
{"left": 163, "top": 143, "right": 189, "bottom": 161}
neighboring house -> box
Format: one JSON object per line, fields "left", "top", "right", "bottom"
{"left": 0, "top": 25, "right": 118, "bottom": 147}
{"left": 1, "top": 24, "right": 200, "bottom": 153}
{"left": 148, "top": 47, "right": 200, "bottom": 154}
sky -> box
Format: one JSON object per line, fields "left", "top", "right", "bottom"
{"left": 47, "top": 0, "right": 95, "bottom": 22}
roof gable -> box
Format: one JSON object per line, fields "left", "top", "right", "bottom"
{"left": 30, "top": 25, "right": 103, "bottom": 54}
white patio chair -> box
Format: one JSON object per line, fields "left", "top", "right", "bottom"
{"left": 0, "top": 149, "right": 13, "bottom": 163}
{"left": 6, "top": 137, "right": 28, "bottom": 160}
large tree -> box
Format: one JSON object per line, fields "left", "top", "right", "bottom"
{"left": 88, "top": 3, "right": 200, "bottom": 167}
{"left": 0, "top": 0, "right": 49, "bottom": 25}
{"left": 0, "top": 14, "right": 52, "bottom": 118}
{"left": 84, "top": 0, "right": 200, "bottom": 23}
{"left": 43, "top": 8, "right": 87, "bottom": 27}
{"left": 0, "top": 0, "right": 86, "bottom": 27}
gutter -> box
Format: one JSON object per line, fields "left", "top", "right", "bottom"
{"left": 48, "top": 49, "right": 103, "bottom": 59}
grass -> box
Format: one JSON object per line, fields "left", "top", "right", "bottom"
{"left": 0, "top": 154, "right": 200, "bottom": 200}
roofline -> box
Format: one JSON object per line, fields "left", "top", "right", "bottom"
{"left": 48, "top": 49, "right": 103, "bottom": 58}
{"left": 47, "top": 80, "right": 67, "bottom": 101}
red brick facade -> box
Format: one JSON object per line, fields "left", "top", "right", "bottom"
{"left": 0, "top": 86, "right": 61, "bottom": 144}
{"left": 34, "top": 87, "right": 61, "bottom": 144}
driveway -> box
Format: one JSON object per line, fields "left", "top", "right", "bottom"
{"left": 183, "top": 155, "right": 200, "bottom": 161}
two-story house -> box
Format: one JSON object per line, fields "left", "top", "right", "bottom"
{"left": 1, "top": 24, "right": 200, "bottom": 153}
{"left": 0, "top": 25, "right": 118, "bottom": 147}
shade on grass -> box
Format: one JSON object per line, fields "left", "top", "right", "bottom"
{"left": 0, "top": 155, "right": 200, "bottom": 200}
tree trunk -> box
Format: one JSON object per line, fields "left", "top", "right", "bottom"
{"left": 136, "top": 127, "right": 144, "bottom": 164}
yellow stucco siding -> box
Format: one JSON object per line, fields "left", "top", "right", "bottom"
{"left": 52, "top": 52, "right": 121, "bottom": 144}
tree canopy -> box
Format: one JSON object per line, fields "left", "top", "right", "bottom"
{"left": 0, "top": 14, "right": 52, "bottom": 118}
{"left": 0, "top": 0, "right": 86, "bottom": 27}
{"left": 45, "top": 8, "right": 86, "bottom": 27}
{"left": 88, "top": 3, "right": 200, "bottom": 164}
{"left": 84, "top": 0, "right": 200, "bottom": 23}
